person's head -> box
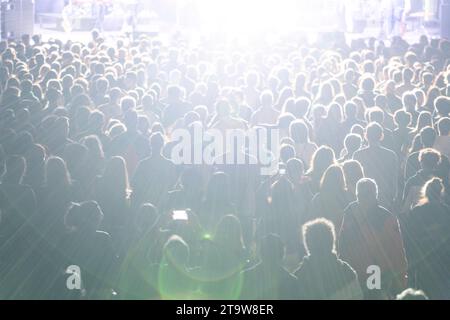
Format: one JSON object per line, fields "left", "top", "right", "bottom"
{"left": 109, "top": 87, "right": 123, "bottom": 103}
{"left": 163, "top": 235, "right": 190, "bottom": 267}
{"left": 434, "top": 96, "right": 450, "bottom": 117}
{"left": 280, "top": 144, "right": 296, "bottom": 164}
{"left": 356, "top": 178, "right": 378, "bottom": 207}
{"left": 246, "top": 71, "right": 259, "bottom": 88}
{"left": 45, "top": 156, "right": 71, "bottom": 187}
{"left": 104, "top": 156, "right": 129, "bottom": 193}
{"left": 91, "top": 29, "right": 100, "bottom": 42}
{"left": 63, "top": 142, "right": 88, "bottom": 176}
{"left": 32, "top": 34, "right": 41, "bottom": 46}
{"left": 54, "top": 116, "right": 70, "bottom": 139}
{"left": 422, "top": 72, "right": 434, "bottom": 86}
{"left": 342, "top": 160, "right": 365, "bottom": 193}
{"left": 402, "top": 68, "right": 414, "bottom": 83}
{"left": 344, "top": 101, "right": 358, "bottom": 119}
{"left": 21, "top": 79, "right": 33, "bottom": 93}
{"left": 167, "top": 85, "right": 183, "bottom": 101}
{"left": 3, "top": 155, "right": 26, "bottom": 184}
{"left": 87, "top": 110, "right": 105, "bottom": 132}
{"left": 124, "top": 109, "right": 138, "bottom": 131}
{"left": 260, "top": 233, "right": 285, "bottom": 265}
{"left": 419, "top": 177, "right": 445, "bottom": 205}
{"left": 419, "top": 126, "right": 437, "bottom": 148}
{"left": 396, "top": 288, "right": 429, "bottom": 300}
{"left": 95, "top": 77, "right": 109, "bottom": 95}
{"left": 320, "top": 164, "right": 346, "bottom": 194}
{"left": 214, "top": 214, "right": 245, "bottom": 250}
{"left": 374, "top": 93, "right": 387, "bottom": 109}
{"left": 295, "top": 72, "right": 307, "bottom": 89}
{"left": 259, "top": 90, "right": 273, "bottom": 109}
{"left": 141, "top": 94, "right": 154, "bottom": 109}
{"left": 62, "top": 74, "right": 74, "bottom": 89}
{"left": 327, "top": 103, "right": 343, "bottom": 122}
{"left": 402, "top": 92, "right": 417, "bottom": 111}
{"left": 415, "top": 111, "right": 432, "bottom": 132}
{"left": 302, "top": 218, "right": 336, "bottom": 256}
{"left": 394, "top": 109, "right": 411, "bottom": 128}
{"left": 215, "top": 99, "right": 232, "bottom": 118}
{"left": 309, "top": 146, "right": 336, "bottom": 176}
{"left": 437, "top": 117, "right": 450, "bottom": 136}
{"left": 360, "top": 74, "right": 375, "bottom": 92}
{"left": 419, "top": 148, "right": 441, "bottom": 171}
{"left": 120, "top": 96, "right": 136, "bottom": 114}
{"left": 26, "top": 143, "right": 46, "bottom": 167}
{"left": 344, "top": 69, "right": 354, "bottom": 83}
{"left": 150, "top": 132, "right": 165, "bottom": 155}
{"left": 344, "top": 133, "right": 362, "bottom": 156}
{"left": 291, "top": 97, "right": 310, "bottom": 118}
{"left": 136, "top": 203, "right": 159, "bottom": 233}
{"left": 65, "top": 200, "right": 104, "bottom": 232}
{"left": 317, "top": 82, "right": 334, "bottom": 103}
{"left": 206, "top": 171, "right": 231, "bottom": 204}
{"left": 286, "top": 158, "right": 305, "bottom": 183}
{"left": 414, "top": 89, "right": 425, "bottom": 107}
{"left": 385, "top": 80, "right": 396, "bottom": 95}
{"left": 365, "top": 122, "right": 384, "bottom": 145}
{"left": 184, "top": 111, "right": 201, "bottom": 127}
{"left": 194, "top": 105, "right": 208, "bottom": 123}
{"left": 368, "top": 107, "right": 384, "bottom": 125}
{"left": 289, "top": 119, "right": 310, "bottom": 144}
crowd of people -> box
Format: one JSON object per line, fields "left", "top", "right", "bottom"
{"left": 0, "top": 28, "right": 450, "bottom": 300}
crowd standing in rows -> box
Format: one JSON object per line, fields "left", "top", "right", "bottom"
{"left": 1, "top": 30, "right": 450, "bottom": 299}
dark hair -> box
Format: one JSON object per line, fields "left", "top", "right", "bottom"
{"left": 365, "top": 122, "right": 383, "bottom": 144}
{"left": 4, "top": 155, "right": 26, "bottom": 183}
{"left": 356, "top": 178, "right": 378, "bottom": 204}
{"left": 290, "top": 120, "right": 310, "bottom": 144}
{"left": 419, "top": 148, "right": 441, "bottom": 170}
{"left": 437, "top": 117, "right": 450, "bottom": 136}
{"left": 65, "top": 201, "right": 104, "bottom": 231}
{"left": 302, "top": 218, "right": 336, "bottom": 255}
{"left": 419, "top": 177, "right": 444, "bottom": 205}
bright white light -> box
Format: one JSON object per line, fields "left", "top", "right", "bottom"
{"left": 188, "top": 0, "right": 342, "bottom": 36}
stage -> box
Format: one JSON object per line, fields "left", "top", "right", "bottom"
{"left": 33, "top": 22, "right": 440, "bottom": 48}
{"left": 2, "top": 0, "right": 444, "bottom": 44}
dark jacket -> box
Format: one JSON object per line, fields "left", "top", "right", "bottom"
{"left": 294, "top": 253, "right": 363, "bottom": 300}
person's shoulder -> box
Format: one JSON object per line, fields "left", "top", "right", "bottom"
{"left": 379, "top": 145, "right": 397, "bottom": 157}
{"left": 13, "top": 183, "right": 35, "bottom": 197}
{"left": 311, "top": 192, "right": 320, "bottom": 203}
{"left": 336, "top": 256, "right": 358, "bottom": 279}
{"left": 378, "top": 204, "right": 393, "bottom": 216}
{"left": 250, "top": 108, "right": 262, "bottom": 118}
{"left": 95, "top": 230, "right": 112, "bottom": 242}
{"left": 406, "top": 150, "right": 420, "bottom": 161}
{"left": 180, "top": 100, "right": 192, "bottom": 109}
{"left": 353, "top": 147, "right": 368, "bottom": 158}
{"left": 136, "top": 156, "right": 152, "bottom": 166}
{"left": 343, "top": 189, "right": 355, "bottom": 202}
{"left": 293, "top": 255, "right": 309, "bottom": 278}
{"left": 241, "top": 262, "right": 260, "bottom": 276}
{"left": 404, "top": 172, "right": 418, "bottom": 185}
{"left": 307, "top": 141, "right": 318, "bottom": 149}
{"left": 344, "top": 200, "right": 358, "bottom": 214}
{"left": 410, "top": 202, "right": 427, "bottom": 215}
{"left": 378, "top": 205, "right": 399, "bottom": 225}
